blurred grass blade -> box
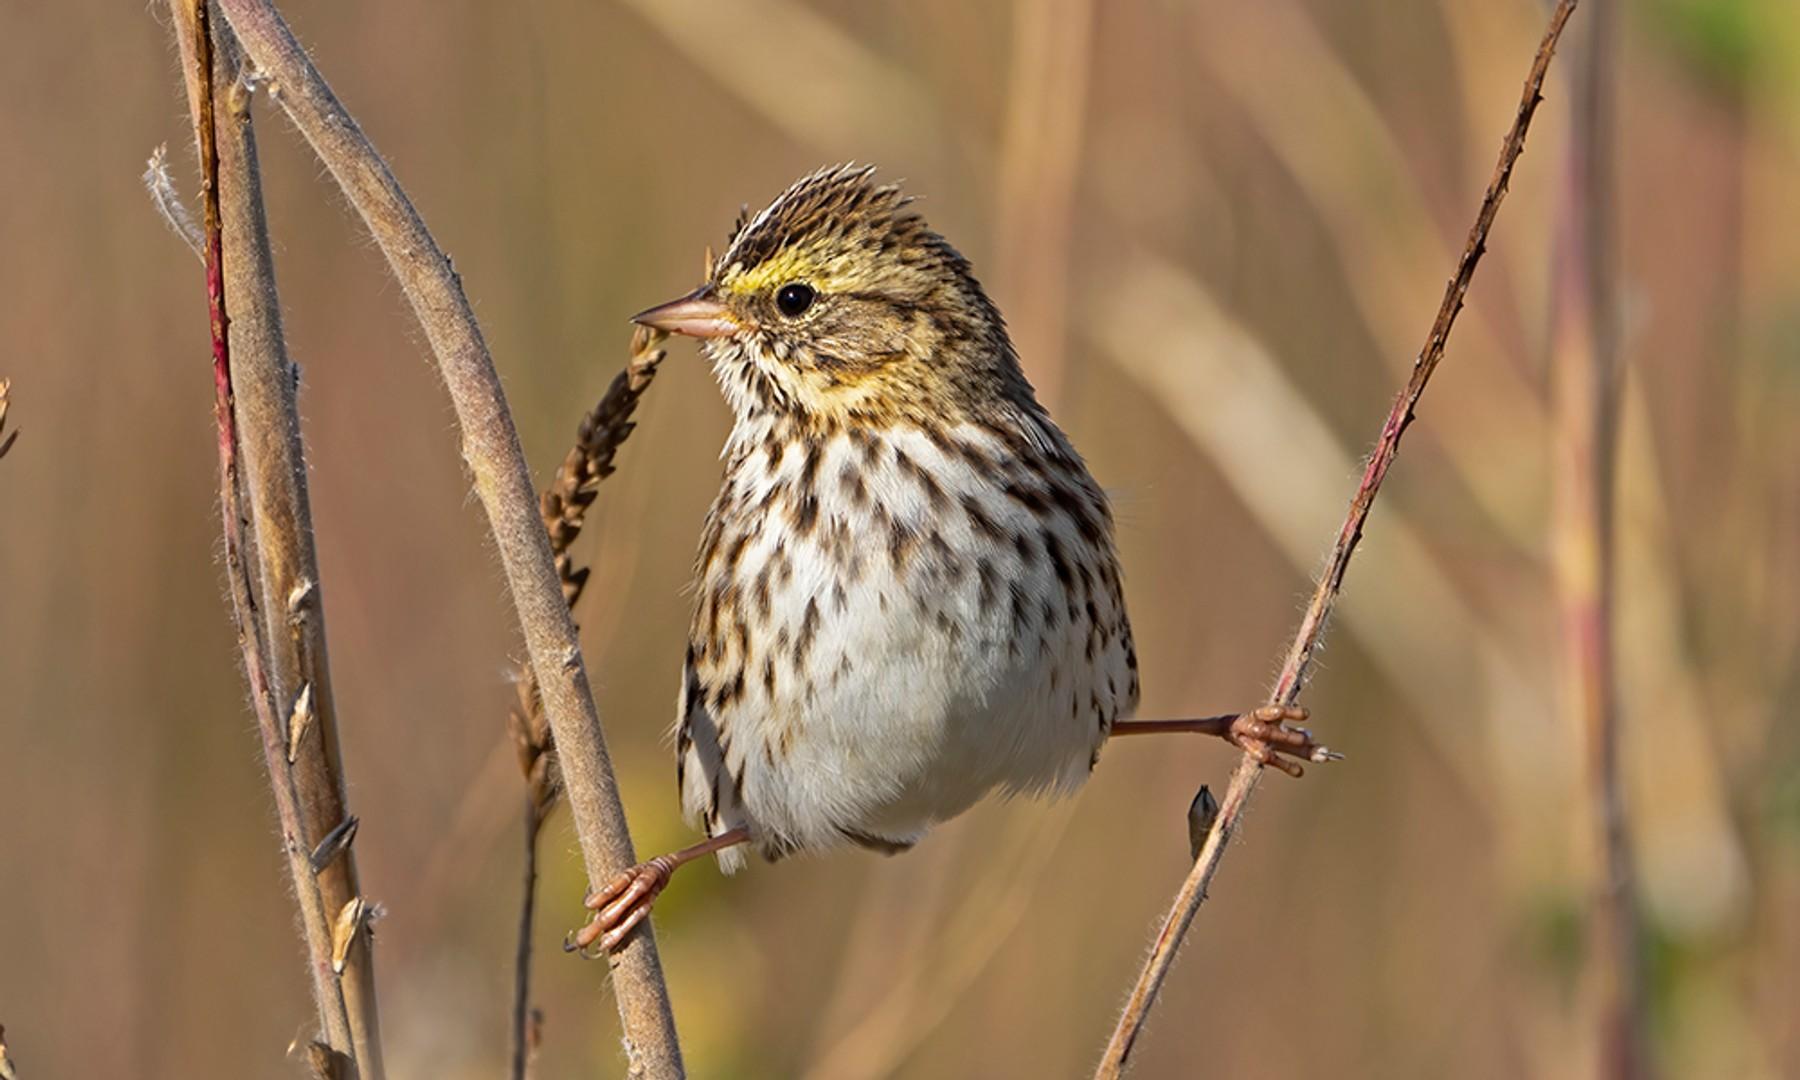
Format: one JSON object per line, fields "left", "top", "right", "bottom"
{"left": 1188, "top": 0, "right": 1549, "bottom": 551}
{"left": 991, "top": 0, "right": 1096, "bottom": 408}
{"left": 617, "top": 0, "right": 938, "bottom": 159}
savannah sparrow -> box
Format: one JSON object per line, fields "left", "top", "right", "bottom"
{"left": 573, "top": 165, "right": 1321, "bottom": 953}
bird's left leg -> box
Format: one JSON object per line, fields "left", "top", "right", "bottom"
{"left": 566, "top": 826, "right": 751, "bottom": 955}
{"left": 1109, "top": 705, "right": 1340, "bottom": 777}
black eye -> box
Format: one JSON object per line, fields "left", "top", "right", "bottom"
{"left": 775, "top": 283, "right": 816, "bottom": 317}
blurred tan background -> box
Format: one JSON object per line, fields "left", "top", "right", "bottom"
{"left": 2, "top": 0, "right": 1796, "bottom": 1076}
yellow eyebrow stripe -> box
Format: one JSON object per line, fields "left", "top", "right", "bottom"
{"left": 723, "top": 247, "right": 815, "bottom": 296}
{"left": 723, "top": 242, "right": 872, "bottom": 298}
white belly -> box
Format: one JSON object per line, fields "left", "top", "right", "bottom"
{"left": 678, "top": 422, "right": 1137, "bottom": 868}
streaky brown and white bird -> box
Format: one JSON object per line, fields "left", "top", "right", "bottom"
{"left": 572, "top": 165, "right": 1322, "bottom": 954}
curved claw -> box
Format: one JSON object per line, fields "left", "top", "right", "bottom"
{"left": 1229, "top": 705, "right": 1337, "bottom": 778}
{"left": 570, "top": 856, "right": 676, "bottom": 955}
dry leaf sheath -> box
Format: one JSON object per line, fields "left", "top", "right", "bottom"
{"left": 1094, "top": 2, "right": 1581, "bottom": 1074}
{"left": 507, "top": 326, "right": 665, "bottom": 1080}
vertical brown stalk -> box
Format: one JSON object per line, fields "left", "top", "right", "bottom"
{"left": 1093, "top": 2, "right": 1581, "bottom": 1074}
{"left": 166, "top": 3, "right": 382, "bottom": 1075}
{"left": 207, "top": 2, "right": 684, "bottom": 1073}
{"left": 1550, "top": 0, "right": 1644, "bottom": 1074}
{"left": 506, "top": 328, "right": 666, "bottom": 1079}
{"left": 509, "top": 797, "right": 545, "bottom": 1080}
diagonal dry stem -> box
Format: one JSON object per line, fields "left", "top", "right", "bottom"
{"left": 507, "top": 325, "right": 665, "bottom": 1080}
{"left": 207, "top": 1, "right": 683, "bottom": 1073}
{"left": 1094, "top": 2, "right": 1581, "bottom": 1074}
{"left": 164, "top": 2, "right": 383, "bottom": 1075}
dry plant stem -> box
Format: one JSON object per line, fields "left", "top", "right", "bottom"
{"left": 508, "top": 328, "right": 666, "bottom": 1080}
{"left": 167, "top": 4, "right": 384, "bottom": 1074}
{"left": 167, "top": 6, "right": 385, "bottom": 1074}
{"left": 209, "top": 2, "right": 683, "bottom": 1072}
{"left": 511, "top": 796, "right": 544, "bottom": 1080}
{"left": 172, "top": 2, "right": 363, "bottom": 1074}
{"left": 1551, "top": 1, "right": 1643, "bottom": 1074}
{"left": 1094, "top": 2, "right": 1581, "bottom": 1074}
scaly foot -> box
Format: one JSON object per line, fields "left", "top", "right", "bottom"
{"left": 564, "top": 826, "right": 751, "bottom": 956}
{"left": 567, "top": 857, "right": 677, "bottom": 955}
{"left": 1110, "top": 705, "right": 1340, "bottom": 777}
{"left": 1227, "top": 704, "right": 1338, "bottom": 777}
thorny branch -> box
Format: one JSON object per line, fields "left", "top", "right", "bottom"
{"left": 1094, "top": 1, "right": 1582, "bottom": 1074}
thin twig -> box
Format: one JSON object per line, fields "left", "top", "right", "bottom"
{"left": 208, "top": 2, "right": 684, "bottom": 1073}
{"left": 510, "top": 797, "right": 544, "bottom": 1080}
{"left": 165, "top": 4, "right": 385, "bottom": 1074}
{"left": 507, "top": 326, "right": 666, "bottom": 1080}
{"left": 1094, "top": 2, "right": 1580, "bottom": 1073}
{"left": 1550, "top": 0, "right": 1643, "bottom": 1073}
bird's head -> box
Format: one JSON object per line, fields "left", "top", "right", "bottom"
{"left": 632, "top": 165, "right": 1028, "bottom": 429}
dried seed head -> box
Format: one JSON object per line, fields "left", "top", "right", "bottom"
{"left": 503, "top": 326, "right": 667, "bottom": 816}
{"left": 287, "top": 577, "right": 317, "bottom": 617}
{"left": 141, "top": 145, "right": 203, "bottom": 259}
{"left": 330, "top": 896, "right": 368, "bottom": 974}
{"left": 301, "top": 1041, "right": 351, "bottom": 1080}
{"left": 286, "top": 683, "right": 315, "bottom": 763}
{"left": 1186, "top": 785, "right": 1220, "bottom": 860}
{"left": 309, "top": 815, "right": 359, "bottom": 874}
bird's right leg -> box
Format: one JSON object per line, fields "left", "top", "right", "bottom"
{"left": 566, "top": 826, "right": 751, "bottom": 955}
{"left": 1109, "top": 705, "right": 1339, "bottom": 777}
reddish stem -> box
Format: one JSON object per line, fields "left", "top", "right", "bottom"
{"left": 194, "top": 0, "right": 234, "bottom": 472}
